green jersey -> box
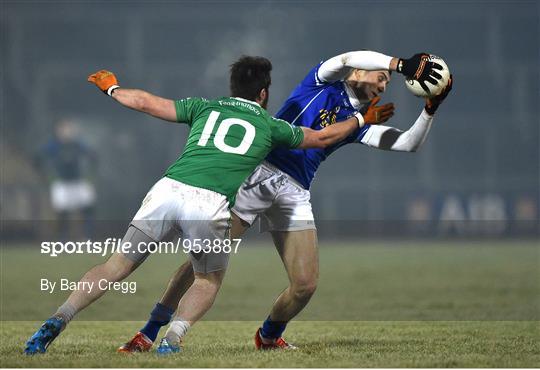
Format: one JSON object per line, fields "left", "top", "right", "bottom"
{"left": 165, "top": 97, "right": 304, "bottom": 206}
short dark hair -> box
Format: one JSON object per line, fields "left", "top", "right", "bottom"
{"left": 230, "top": 56, "right": 272, "bottom": 101}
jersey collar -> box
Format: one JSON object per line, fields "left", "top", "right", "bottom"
{"left": 231, "top": 97, "right": 261, "bottom": 108}
{"left": 343, "top": 83, "right": 362, "bottom": 110}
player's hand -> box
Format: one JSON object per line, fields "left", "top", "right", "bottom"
{"left": 425, "top": 75, "right": 453, "bottom": 115}
{"left": 362, "top": 96, "right": 395, "bottom": 125}
{"left": 87, "top": 70, "right": 119, "bottom": 96}
{"left": 398, "top": 53, "right": 443, "bottom": 94}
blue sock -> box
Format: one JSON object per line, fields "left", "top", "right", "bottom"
{"left": 260, "top": 316, "right": 287, "bottom": 339}
{"left": 140, "top": 303, "right": 174, "bottom": 342}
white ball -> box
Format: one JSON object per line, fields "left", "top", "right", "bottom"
{"left": 405, "top": 55, "right": 450, "bottom": 98}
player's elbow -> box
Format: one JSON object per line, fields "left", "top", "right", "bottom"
{"left": 140, "top": 92, "right": 153, "bottom": 113}
{"left": 390, "top": 143, "right": 419, "bottom": 152}
{"left": 400, "top": 143, "right": 422, "bottom": 152}
{"left": 388, "top": 132, "right": 425, "bottom": 152}
{"left": 407, "top": 139, "right": 427, "bottom": 152}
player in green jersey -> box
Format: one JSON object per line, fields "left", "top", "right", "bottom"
{"left": 24, "top": 56, "right": 393, "bottom": 355}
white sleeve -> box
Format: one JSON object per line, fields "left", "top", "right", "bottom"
{"left": 360, "top": 110, "right": 434, "bottom": 152}
{"left": 317, "top": 51, "right": 394, "bottom": 83}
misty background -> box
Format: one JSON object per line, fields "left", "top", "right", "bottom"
{"left": 1, "top": 0, "right": 539, "bottom": 237}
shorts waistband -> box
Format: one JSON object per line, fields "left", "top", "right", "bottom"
{"left": 260, "top": 161, "right": 306, "bottom": 190}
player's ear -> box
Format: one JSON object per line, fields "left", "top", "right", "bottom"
{"left": 347, "top": 69, "right": 359, "bottom": 81}
{"left": 259, "top": 88, "right": 268, "bottom": 101}
{"left": 257, "top": 88, "right": 269, "bottom": 108}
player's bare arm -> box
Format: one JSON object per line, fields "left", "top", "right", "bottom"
{"left": 87, "top": 70, "right": 177, "bottom": 122}
{"left": 298, "top": 118, "right": 358, "bottom": 149}
{"left": 361, "top": 77, "right": 453, "bottom": 152}
{"left": 297, "top": 95, "right": 394, "bottom": 149}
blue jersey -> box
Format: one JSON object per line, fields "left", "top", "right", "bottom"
{"left": 37, "top": 138, "right": 97, "bottom": 181}
{"left": 266, "top": 63, "right": 371, "bottom": 189}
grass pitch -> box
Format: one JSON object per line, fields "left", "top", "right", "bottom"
{"left": 1, "top": 240, "right": 539, "bottom": 367}
{"left": 1, "top": 321, "right": 538, "bottom": 367}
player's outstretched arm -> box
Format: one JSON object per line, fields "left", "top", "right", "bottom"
{"left": 360, "top": 77, "right": 453, "bottom": 152}
{"left": 318, "top": 50, "right": 443, "bottom": 89}
{"left": 318, "top": 50, "right": 398, "bottom": 83}
{"left": 87, "top": 70, "right": 177, "bottom": 122}
{"left": 298, "top": 96, "right": 394, "bottom": 149}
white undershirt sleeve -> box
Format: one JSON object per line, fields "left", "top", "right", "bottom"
{"left": 317, "top": 51, "right": 394, "bottom": 83}
{"left": 360, "top": 109, "right": 434, "bottom": 152}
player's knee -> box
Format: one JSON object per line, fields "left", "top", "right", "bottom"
{"left": 291, "top": 278, "right": 318, "bottom": 301}
{"left": 114, "top": 265, "right": 134, "bottom": 281}
{"left": 171, "top": 261, "right": 194, "bottom": 285}
{"left": 104, "top": 254, "right": 137, "bottom": 281}
{"left": 108, "top": 263, "right": 134, "bottom": 281}
{"left": 194, "top": 270, "right": 224, "bottom": 292}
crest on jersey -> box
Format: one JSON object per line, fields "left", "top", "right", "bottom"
{"left": 319, "top": 106, "right": 340, "bottom": 127}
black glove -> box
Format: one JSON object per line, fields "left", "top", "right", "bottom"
{"left": 425, "top": 75, "right": 453, "bottom": 115}
{"left": 398, "top": 53, "right": 444, "bottom": 94}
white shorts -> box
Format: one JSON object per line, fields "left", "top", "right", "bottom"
{"left": 50, "top": 180, "right": 96, "bottom": 212}
{"left": 131, "top": 177, "right": 231, "bottom": 273}
{"left": 232, "top": 161, "right": 316, "bottom": 232}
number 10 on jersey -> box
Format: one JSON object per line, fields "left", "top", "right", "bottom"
{"left": 197, "top": 111, "right": 256, "bottom": 155}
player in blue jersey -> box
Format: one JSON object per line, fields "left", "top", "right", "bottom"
{"left": 118, "top": 51, "right": 452, "bottom": 352}
{"left": 35, "top": 119, "right": 98, "bottom": 240}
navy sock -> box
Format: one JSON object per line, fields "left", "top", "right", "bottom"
{"left": 260, "top": 316, "right": 287, "bottom": 339}
{"left": 140, "top": 303, "right": 174, "bottom": 342}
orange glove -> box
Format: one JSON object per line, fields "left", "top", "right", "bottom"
{"left": 87, "top": 70, "right": 119, "bottom": 96}
{"left": 358, "top": 96, "right": 395, "bottom": 126}
{"left": 425, "top": 75, "right": 453, "bottom": 115}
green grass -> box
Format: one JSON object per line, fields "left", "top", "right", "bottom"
{"left": 1, "top": 321, "right": 538, "bottom": 367}
{"left": 1, "top": 240, "right": 539, "bottom": 367}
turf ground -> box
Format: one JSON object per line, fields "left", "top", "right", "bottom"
{"left": 1, "top": 240, "right": 539, "bottom": 367}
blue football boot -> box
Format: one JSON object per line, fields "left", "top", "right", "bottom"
{"left": 24, "top": 317, "right": 64, "bottom": 355}
{"left": 156, "top": 337, "right": 182, "bottom": 355}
